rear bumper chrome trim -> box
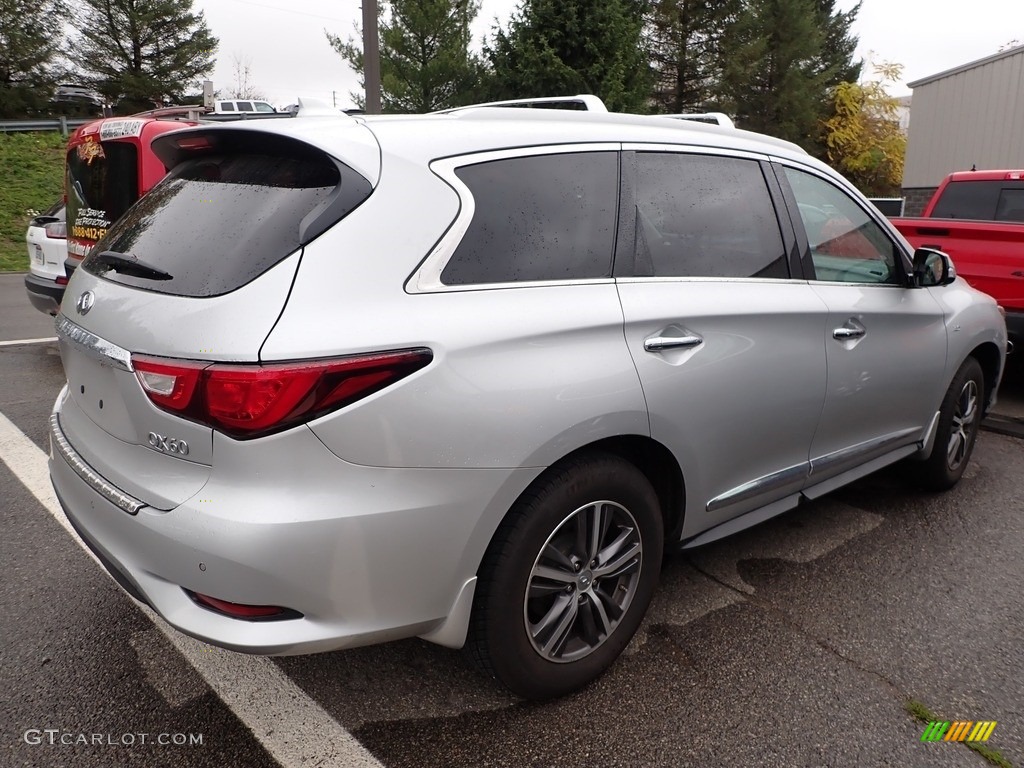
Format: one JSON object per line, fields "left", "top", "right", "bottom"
{"left": 50, "top": 413, "right": 145, "bottom": 515}
{"left": 55, "top": 313, "right": 133, "bottom": 372}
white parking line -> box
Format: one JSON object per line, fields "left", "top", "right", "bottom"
{"left": 0, "top": 336, "right": 58, "bottom": 347}
{"left": 0, "top": 412, "right": 383, "bottom": 768}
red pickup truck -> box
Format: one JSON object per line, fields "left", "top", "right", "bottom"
{"left": 890, "top": 170, "right": 1024, "bottom": 345}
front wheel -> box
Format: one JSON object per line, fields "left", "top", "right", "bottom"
{"left": 467, "top": 453, "right": 663, "bottom": 700}
{"left": 914, "top": 357, "right": 985, "bottom": 491}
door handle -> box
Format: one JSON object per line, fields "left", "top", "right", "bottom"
{"left": 833, "top": 327, "right": 866, "bottom": 340}
{"left": 644, "top": 335, "right": 703, "bottom": 352}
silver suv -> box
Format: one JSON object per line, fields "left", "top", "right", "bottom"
{"left": 50, "top": 108, "right": 1007, "bottom": 700}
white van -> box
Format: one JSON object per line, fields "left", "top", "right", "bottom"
{"left": 214, "top": 99, "right": 276, "bottom": 114}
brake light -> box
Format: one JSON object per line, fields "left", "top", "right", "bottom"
{"left": 1005, "top": 172, "right": 1024, "bottom": 180}
{"left": 131, "top": 349, "right": 431, "bottom": 438}
{"left": 44, "top": 221, "right": 67, "bottom": 239}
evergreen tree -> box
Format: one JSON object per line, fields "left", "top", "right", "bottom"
{"left": 717, "top": 0, "right": 825, "bottom": 149}
{"left": 645, "top": 0, "right": 739, "bottom": 114}
{"left": 814, "top": 0, "right": 861, "bottom": 88}
{"left": 70, "top": 0, "right": 217, "bottom": 113}
{"left": 0, "top": 0, "right": 66, "bottom": 117}
{"left": 328, "top": 0, "right": 483, "bottom": 113}
{"left": 486, "top": 0, "right": 651, "bottom": 113}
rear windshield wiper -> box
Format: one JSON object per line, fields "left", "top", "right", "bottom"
{"left": 92, "top": 250, "right": 173, "bottom": 281}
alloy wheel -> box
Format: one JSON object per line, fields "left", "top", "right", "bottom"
{"left": 947, "top": 379, "right": 979, "bottom": 471}
{"left": 523, "top": 500, "right": 643, "bottom": 663}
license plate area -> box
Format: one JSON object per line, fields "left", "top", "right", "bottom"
{"left": 61, "top": 341, "right": 138, "bottom": 443}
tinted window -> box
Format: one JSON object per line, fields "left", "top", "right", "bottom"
{"left": 84, "top": 148, "right": 370, "bottom": 297}
{"left": 237, "top": 101, "right": 253, "bottom": 112}
{"left": 930, "top": 180, "right": 1004, "bottom": 220}
{"left": 441, "top": 152, "right": 618, "bottom": 285}
{"left": 634, "top": 153, "right": 786, "bottom": 278}
{"left": 66, "top": 140, "right": 139, "bottom": 253}
{"left": 783, "top": 167, "right": 899, "bottom": 284}
{"left": 995, "top": 188, "right": 1024, "bottom": 222}
{"left": 220, "top": 102, "right": 236, "bottom": 112}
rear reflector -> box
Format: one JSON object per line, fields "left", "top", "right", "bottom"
{"left": 132, "top": 348, "right": 432, "bottom": 438}
{"left": 187, "top": 590, "right": 301, "bottom": 621}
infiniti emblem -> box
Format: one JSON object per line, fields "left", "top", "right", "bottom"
{"left": 76, "top": 291, "right": 95, "bottom": 315}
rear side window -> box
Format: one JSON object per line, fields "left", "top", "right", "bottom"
{"left": 441, "top": 152, "right": 618, "bottom": 285}
{"left": 633, "top": 153, "right": 787, "bottom": 279}
{"left": 83, "top": 141, "right": 371, "bottom": 297}
{"left": 66, "top": 139, "right": 139, "bottom": 247}
{"left": 995, "top": 188, "right": 1024, "bottom": 222}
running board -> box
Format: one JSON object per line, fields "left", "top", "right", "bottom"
{"left": 680, "top": 444, "right": 919, "bottom": 550}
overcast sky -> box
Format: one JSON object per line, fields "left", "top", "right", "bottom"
{"left": 197, "top": 0, "right": 1022, "bottom": 109}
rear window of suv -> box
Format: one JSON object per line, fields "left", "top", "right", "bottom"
{"left": 83, "top": 137, "right": 371, "bottom": 297}
{"left": 441, "top": 152, "right": 618, "bottom": 285}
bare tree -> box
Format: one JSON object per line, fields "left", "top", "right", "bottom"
{"left": 228, "top": 53, "right": 265, "bottom": 100}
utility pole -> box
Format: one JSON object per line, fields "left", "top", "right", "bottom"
{"left": 362, "top": 0, "right": 382, "bottom": 114}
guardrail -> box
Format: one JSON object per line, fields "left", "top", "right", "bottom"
{"left": 0, "top": 117, "right": 94, "bottom": 137}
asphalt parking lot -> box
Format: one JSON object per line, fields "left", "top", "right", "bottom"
{"left": 1, "top": 272, "right": 1022, "bottom": 768}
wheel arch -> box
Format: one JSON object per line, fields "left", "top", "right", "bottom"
{"left": 502, "top": 435, "right": 687, "bottom": 550}
{"left": 967, "top": 341, "right": 1003, "bottom": 414}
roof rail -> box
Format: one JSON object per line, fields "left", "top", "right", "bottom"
{"left": 128, "top": 104, "right": 208, "bottom": 120}
{"left": 432, "top": 95, "right": 608, "bottom": 114}
{"left": 657, "top": 112, "right": 735, "bottom": 129}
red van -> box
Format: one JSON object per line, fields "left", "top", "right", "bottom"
{"left": 64, "top": 110, "right": 203, "bottom": 272}
{"left": 26, "top": 111, "right": 197, "bottom": 314}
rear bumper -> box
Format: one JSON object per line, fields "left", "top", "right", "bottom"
{"left": 49, "top": 401, "right": 534, "bottom": 655}
{"left": 24, "top": 272, "right": 64, "bottom": 315}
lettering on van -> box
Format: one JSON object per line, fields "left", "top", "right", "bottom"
{"left": 77, "top": 137, "right": 104, "bottom": 165}
{"left": 99, "top": 119, "right": 145, "bottom": 140}
{"left": 72, "top": 207, "right": 111, "bottom": 243}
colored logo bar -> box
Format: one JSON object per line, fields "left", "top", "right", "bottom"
{"left": 920, "top": 721, "right": 997, "bottom": 742}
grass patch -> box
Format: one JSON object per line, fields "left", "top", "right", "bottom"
{"left": 0, "top": 132, "right": 66, "bottom": 272}
{"left": 905, "top": 698, "right": 1013, "bottom": 768}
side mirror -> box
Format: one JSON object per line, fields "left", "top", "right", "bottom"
{"left": 912, "top": 247, "right": 956, "bottom": 287}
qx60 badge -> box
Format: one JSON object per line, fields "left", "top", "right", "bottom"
{"left": 148, "top": 432, "right": 189, "bottom": 456}
{"left": 76, "top": 290, "right": 94, "bottom": 315}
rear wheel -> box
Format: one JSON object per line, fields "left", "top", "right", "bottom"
{"left": 914, "top": 357, "right": 984, "bottom": 491}
{"left": 467, "top": 453, "right": 663, "bottom": 700}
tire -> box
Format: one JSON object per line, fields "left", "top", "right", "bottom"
{"left": 914, "top": 357, "right": 985, "bottom": 491}
{"left": 467, "top": 452, "right": 663, "bottom": 700}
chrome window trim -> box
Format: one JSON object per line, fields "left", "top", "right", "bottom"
{"left": 623, "top": 143, "right": 770, "bottom": 162}
{"left": 55, "top": 314, "right": 133, "bottom": 372}
{"left": 616, "top": 276, "right": 797, "bottom": 286}
{"left": 409, "top": 143, "right": 621, "bottom": 294}
{"left": 50, "top": 414, "right": 146, "bottom": 515}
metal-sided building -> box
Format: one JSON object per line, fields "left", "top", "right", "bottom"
{"left": 902, "top": 45, "right": 1024, "bottom": 215}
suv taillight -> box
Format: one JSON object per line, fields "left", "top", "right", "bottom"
{"left": 44, "top": 221, "right": 67, "bottom": 239}
{"left": 132, "top": 349, "right": 432, "bottom": 438}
